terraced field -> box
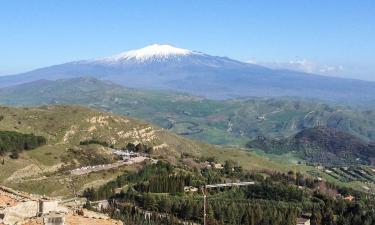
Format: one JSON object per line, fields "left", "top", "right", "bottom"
{"left": 322, "top": 166, "right": 375, "bottom": 187}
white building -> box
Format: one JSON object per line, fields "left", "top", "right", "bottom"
{"left": 297, "top": 218, "right": 310, "bottom": 225}
{"left": 38, "top": 199, "right": 59, "bottom": 215}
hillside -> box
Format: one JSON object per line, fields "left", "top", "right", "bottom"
{"left": 0, "top": 104, "right": 294, "bottom": 197}
{"left": 0, "top": 105, "right": 374, "bottom": 225}
{"left": 1, "top": 44, "right": 375, "bottom": 104}
{"left": 1, "top": 77, "right": 375, "bottom": 146}
{"left": 247, "top": 127, "right": 375, "bottom": 166}
{"left": 0, "top": 105, "right": 201, "bottom": 196}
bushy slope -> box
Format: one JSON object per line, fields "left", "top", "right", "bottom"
{"left": 0, "top": 104, "right": 298, "bottom": 196}
{"left": 0, "top": 131, "right": 46, "bottom": 157}
{"left": 1, "top": 77, "right": 375, "bottom": 146}
{"left": 247, "top": 127, "right": 375, "bottom": 166}
{"left": 0, "top": 104, "right": 373, "bottom": 197}
{"left": 0, "top": 105, "right": 207, "bottom": 196}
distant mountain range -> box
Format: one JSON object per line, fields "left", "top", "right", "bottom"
{"left": 1, "top": 77, "right": 375, "bottom": 146}
{"left": 1, "top": 44, "right": 375, "bottom": 103}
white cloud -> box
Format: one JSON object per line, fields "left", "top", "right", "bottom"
{"left": 247, "top": 58, "right": 344, "bottom": 76}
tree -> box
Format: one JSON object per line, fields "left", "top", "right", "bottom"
{"left": 125, "top": 143, "right": 136, "bottom": 151}
{"left": 143, "top": 194, "right": 157, "bottom": 211}
{"left": 10, "top": 150, "right": 19, "bottom": 159}
{"left": 83, "top": 187, "right": 96, "bottom": 201}
{"left": 158, "top": 197, "right": 172, "bottom": 213}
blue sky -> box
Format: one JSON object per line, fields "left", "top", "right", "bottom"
{"left": 1, "top": 0, "right": 374, "bottom": 80}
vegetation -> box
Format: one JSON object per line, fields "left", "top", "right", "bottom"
{"left": 0, "top": 105, "right": 372, "bottom": 196}
{"left": 80, "top": 139, "right": 113, "bottom": 148}
{"left": 247, "top": 127, "right": 375, "bottom": 166}
{"left": 1, "top": 77, "right": 375, "bottom": 147}
{"left": 84, "top": 160, "right": 375, "bottom": 225}
{"left": 0, "top": 131, "right": 46, "bottom": 158}
{"left": 0, "top": 105, "right": 211, "bottom": 196}
{"left": 124, "top": 143, "right": 153, "bottom": 154}
{"left": 317, "top": 166, "right": 375, "bottom": 183}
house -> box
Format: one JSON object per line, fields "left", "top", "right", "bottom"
{"left": 201, "top": 161, "right": 212, "bottom": 169}
{"left": 114, "top": 188, "right": 123, "bottom": 194}
{"left": 96, "top": 200, "right": 109, "bottom": 210}
{"left": 213, "top": 163, "right": 224, "bottom": 169}
{"left": 297, "top": 217, "right": 310, "bottom": 225}
{"left": 43, "top": 212, "right": 65, "bottom": 225}
{"left": 184, "top": 186, "right": 198, "bottom": 193}
{"left": 316, "top": 165, "right": 324, "bottom": 170}
{"left": 343, "top": 195, "right": 354, "bottom": 201}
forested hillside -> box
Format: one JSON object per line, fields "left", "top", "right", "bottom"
{"left": 0, "top": 131, "right": 46, "bottom": 158}
{"left": 247, "top": 127, "right": 375, "bottom": 166}
{"left": 82, "top": 159, "right": 375, "bottom": 225}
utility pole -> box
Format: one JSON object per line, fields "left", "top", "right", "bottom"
{"left": 67, "top": 175, "right": 78, "bottom": 213}
{"left": 201, "top": 186, "right": 207, "bottom": 225}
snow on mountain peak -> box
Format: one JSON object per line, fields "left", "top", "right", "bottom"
{"left": 101, "top": 44, "right": 198, "bottom": 62}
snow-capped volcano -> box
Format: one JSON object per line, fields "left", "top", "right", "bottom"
{"left": 99, "top": 44, "right": 200, "bottom": 62}
{"left": 1, "top": 44, "right": 375, "bottom": 102}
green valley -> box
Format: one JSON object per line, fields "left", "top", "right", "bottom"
{"left": 1, "top": 77, "right": 375, "bottom": 147}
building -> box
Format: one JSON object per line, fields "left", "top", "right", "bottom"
{"left": 43, "top": 212, "right": 65, "bottom": 225}
{"left": 343, "top": 195, "right": 354, "bottom": 201}
{"left": 297, "top": 217, "right": 310, "bottom": 225}
{"left": 184, "top": 186, "right": 199, "bottom": 193}
{"left": 38, "top": 199, "right": 59, "bottom": 215}
{"left": 213, "top": 163, "right": 224, "bottom": 169}
{"left": 96, "top": 200, "right": 110, "bottom": 210}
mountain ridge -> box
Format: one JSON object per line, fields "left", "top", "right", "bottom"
{"left": 1, "top": 44, "right": 375, "bottom": 103}
{"left": 1, "top": 77, "right": 375, "bottom": 147}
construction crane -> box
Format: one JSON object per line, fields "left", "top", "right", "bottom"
{"left": 201, "top": 181, "right": 255, "bottom": 225}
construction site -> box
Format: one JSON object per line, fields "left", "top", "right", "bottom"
{"left": 0, "top": 186, "right": 122, "bottom": 225}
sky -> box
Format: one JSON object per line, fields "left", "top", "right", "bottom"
{"left": 1, "top": 0, "right": 375, "bottom": 80}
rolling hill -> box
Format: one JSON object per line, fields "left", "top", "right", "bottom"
{"left": 0, "top": 77, "right": 375, "bottom": 147}
{"left": 0, "top": 104, "right": 199, "bottom": 196}
{"left": 247, "top": 127, "right": 375, "bottom": 166}
{"left": 1, "top": 44, "right": 375, "bottom": 104}
{"left": 0, "top": 104, "right": 293, "bottom": 197}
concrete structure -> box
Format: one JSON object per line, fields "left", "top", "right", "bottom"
{"left": 43, "top": 212, "right": 65, "bottom": 225}
{"left": 184, "top": 186, "right": 198, "bottom": 193}
{"left": 343, "top": 195, "right": 354, "bottom": 201}
{"left": 213, "top": 163, "right": 224, "bottom": 169}
{"left": 38, "top": 199, "right": 59, "bottom": 215}
{"left": 205, "top": 181, "right": 255, "bottom": 188}
{"left": 0, "top": 200, "right": 38, "bottom": 224}
{"left": 0, "top": 187, "right": 40, "bottom": 224}
{"left": 297, "top": 218, "right": 311, "bottom": 225}
{"left": 0, "top": 186, "right": 122, "bottom": 225}
{"left": 96, "top": 200, "right": 109, "bottom": 210}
